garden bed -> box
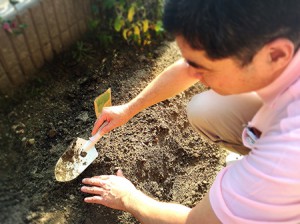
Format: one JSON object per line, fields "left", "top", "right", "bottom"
{"left": 0, "top": 40, "right": 226, "bottom": 224}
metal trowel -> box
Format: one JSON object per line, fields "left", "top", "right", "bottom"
{"left": 55, "top": 121, "right": 108, "bottom": 182}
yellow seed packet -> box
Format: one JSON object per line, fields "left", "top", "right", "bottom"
{"left": 94, "top": 88, "right": 112, "bottom": 118}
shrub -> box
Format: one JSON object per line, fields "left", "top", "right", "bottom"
{"left": 89, "top": 0, "right": 165, "bottom": 48}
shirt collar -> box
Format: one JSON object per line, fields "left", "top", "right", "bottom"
{"left": 256, "top": 49, "right": 300, "bottom": 103}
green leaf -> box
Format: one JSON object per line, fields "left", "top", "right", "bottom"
{"left": 133, "top": 25, "right": 140, "bottom": 36}
{"left": 127, "top": 5, "right": 135, "bottom": 22}
{"left": 155, "top": 21, "right": 164, "bottom": 33}
{"left": 142, "top": 20, "right": 149, "bottom": 32}
{"left": 122, "top": 28, "right": 129, "bottom": 40}
{"left": 114, "top": 17, "right": 122, "bottom": 32}
{"left": 19, "top": 24, "right": 28, "bottom": 29}
{"left": 88, "top": 19, "right": 100, "bottom": 31}
{"left": 97, "top": 33, "right": 113, "bottom": 48}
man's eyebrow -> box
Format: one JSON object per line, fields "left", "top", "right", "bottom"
{"left": 185, "top": 59, "right": 210, "bottom": 70}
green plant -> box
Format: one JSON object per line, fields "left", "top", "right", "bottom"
{"left": 72, "top": 41, "right": 93, "bottom": 62}
{"left": 0, "top": 17, "right": 28, "bottom": 35}
{"left": 87, "top": 18, "right": 101, "bottom": 32}
{"left": 96, "top": 31, "right": 113, "bottom": 48}
{"left": 90, "top": 0, "right": 164, "bottom": 48}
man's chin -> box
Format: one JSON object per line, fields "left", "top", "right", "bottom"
{"left": 211, "top": 88, "right": 232, "bottom": 96}
{"left": 214, "top": 88, "right": 254, "bottom": 96}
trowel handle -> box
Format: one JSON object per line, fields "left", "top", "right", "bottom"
{"left": 89, "top": 120, "right": 109, "bottom": 143}
{"left": 81, "top": 121, "right": 108, "bottom": 153}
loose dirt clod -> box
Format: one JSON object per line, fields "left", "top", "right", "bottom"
{"left": 61, "top": 146, "right": 75, "bottom": 163}
{"left": 80, "top": 151, "right": 87, "bottom": 157}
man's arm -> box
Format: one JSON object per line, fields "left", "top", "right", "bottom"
{"left": 126, "top": 190, "right": 221, "bottom": 224}
{"left": 126, "top": 58, "right": 199, "bottom": 117}
{"left": 92, "top": 58, "right": 200, "bottom": 135}
{"left": 81, "top": 170, "right": 221, "bottom": 224}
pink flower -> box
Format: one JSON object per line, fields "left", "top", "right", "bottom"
{"left": 2, "top": 22, "right": 12, "bottom": 33}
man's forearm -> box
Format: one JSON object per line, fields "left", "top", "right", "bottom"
{"left": 127, "top": 58, "right": 199, "bottom": 117}
{"left": 126, "top": 190, "right": 191, "bottom": 224}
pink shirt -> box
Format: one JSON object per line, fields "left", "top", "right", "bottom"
{"left": 210, "top": 50, "right": 300, "bottom": 223}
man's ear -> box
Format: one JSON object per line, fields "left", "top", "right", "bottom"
{"left": 266, "top": 38, "right": 295, "bottom": 69}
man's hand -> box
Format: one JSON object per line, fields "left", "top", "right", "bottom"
{"left": 81, "top": 170, "right": 220, "bottom": 223}
{"left": 81, "top": 170, "right": 137, "bottom": 211}
{"left": 92, "top": 104, "right": 133, "bottom": 136}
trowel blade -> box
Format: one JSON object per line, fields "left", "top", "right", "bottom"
{"left": 55, "top": 137, "right": 98, "bottom": 182}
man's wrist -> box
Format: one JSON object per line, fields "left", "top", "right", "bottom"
{"left": 123, "top": 189, "right": 145, "bottom": 213}
{"left": 126, "top": 99, "right": 143, "bottom": 118}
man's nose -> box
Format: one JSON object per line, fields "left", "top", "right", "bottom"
{"left": 188, "top": 67, "right": 202, "bottom": 77}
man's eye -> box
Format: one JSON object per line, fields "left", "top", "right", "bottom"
{"left": 186, "top": 61, "right": 199, "bottom": 68}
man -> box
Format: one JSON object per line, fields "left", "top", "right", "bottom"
{"left": 81, "top": 0, "right": 300, "bottom": 223}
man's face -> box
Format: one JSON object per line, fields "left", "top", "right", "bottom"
{"left": 176, "top": 36, "right": 281, "bottom": 95}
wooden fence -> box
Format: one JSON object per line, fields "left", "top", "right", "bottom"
{"left": 0, "top": 0, "right": 92, "bottom": 94}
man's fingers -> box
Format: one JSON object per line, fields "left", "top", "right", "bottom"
{"left": 94, "top": 175, "right": 110, "bottom": 180}
{"left": 81, "top": 186, "right": 105, "bottom": 195}
{"left": 92, "top": 116, "right": 106, "bottom": 135}
{"left": 100, "top": 124, "right": 111, "bottom": 135}
{"left": 116, "top": 169, "right": 125, "bottom": 177}
{"left": 84, "top": 196, "right": 104, "bottom": 204}
{"left": 82, "top": 177, "right": 108, "bottom": 186}
{"left": 92, "top": 175, "right": 109, "bottom": 180}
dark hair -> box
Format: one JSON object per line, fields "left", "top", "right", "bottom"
{"left": 163, "top": 0, "right": 300, "bottom": 65}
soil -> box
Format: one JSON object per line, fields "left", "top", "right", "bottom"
{"left": 0, "top": 40, "right": 226, "bottom": 224}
